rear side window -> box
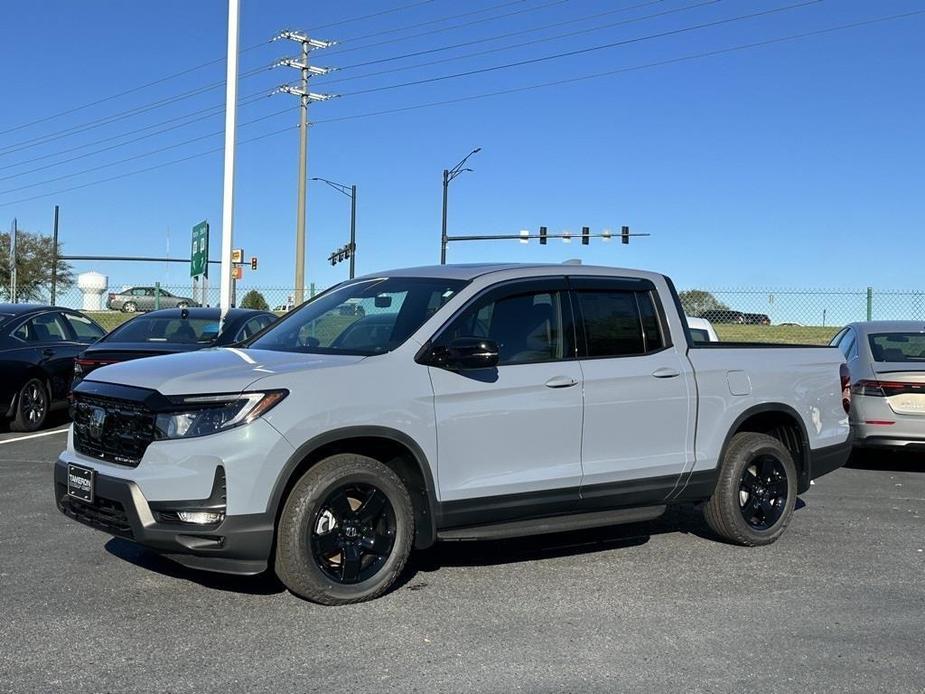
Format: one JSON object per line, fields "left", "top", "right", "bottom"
{"left": 64, "top": 313, "right": 105, "bottom": 341}
{"left": 576, "top": 289, "right": 665, "bottom": 357}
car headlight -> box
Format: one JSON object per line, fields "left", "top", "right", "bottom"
{"left": 154, "top": 390, "right": 287, "bottom": 440}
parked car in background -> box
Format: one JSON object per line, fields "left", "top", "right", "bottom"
{"left": 107, "top": 286, "right": 199, "bottom": 313}
{"left": 72, "top": 307, "right": 276, "bottom": 386}
{"left": 686, "top": 316, "right": 719, "bottom": 343}
{"left": 699, "top": 309, "right": 746, "bottom": 324}
{"left": 0, "top": 305, "right": 105, "bottom": 431}
{"left": 744, "top": 313, "right": 771, "bottom": 326}
{"left": 832, "top": 321, "right": 925, "bottom": 451}
{"left": 57, "top": 263, "right": 850, "bottom": 605}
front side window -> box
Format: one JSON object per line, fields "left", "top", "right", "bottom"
{"left": 868, "top": 333, "right": 925, "bottom": 363}
{"left": 438, "top": 287, "right": 569, "bottom": 365}
{"left": 13, "top": 313, "right": 70, "bottom": 343}
{"left": 576, "top": 289, "right": 664, "bottom": 357}
{"left": 250, "top": 277, "right": 466, "bottom": 356}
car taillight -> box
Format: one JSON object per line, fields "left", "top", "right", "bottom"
{"left": 74, "top": 357, "right": 115, "bottom": 375}
{"left": 851, "top": 379, "right": 884, "bottom": 397}
{"left": 852, "top": 379, "right": 923, "bottom": 398}
{"left": 840, "top": 364, "right": 851, "bottom": 413}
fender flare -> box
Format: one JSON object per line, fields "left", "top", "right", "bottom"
{"left": 267, "top": 425, "right": 439, "bottom": 548}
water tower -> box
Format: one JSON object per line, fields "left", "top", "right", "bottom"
{"left": 77, "top": 271, "right": 108, "bottom": 311}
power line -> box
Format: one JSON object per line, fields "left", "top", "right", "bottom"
{"left": 324, "top": 0, "right": 572, "bottom": 57}
{"left": 0, "top": 3, "right": 443, "bottom": 138}
{"left": 313, "top": 8, "right": 925, "bottom": 125}
{"left": 334, "top": 0, "right": 530, "bottom": 44}
{"left": 0, "top": 43, "right": 272, "bottom": 140}
{"left": 339, "top": 0, "right": 823, "bottom": 97}
{"left": 0, "top": 125, "right": 294, "bottom": 208}
{"left": 0, "top": 93, "right": 270, "bottom": 182}
{"left": 306, "top": 0, "right": 441, "bottom": 31}
{"left": 0, "top": 107, "right": 290, "bottom": 196}
{"left": 323, "top": 0, "right": 709, "bottom": 85}
{"left": 2, "top": 8, "right": 920, "bottom": 209}
{"left": 0, "top": 64, "right": 272, "bottom": 157}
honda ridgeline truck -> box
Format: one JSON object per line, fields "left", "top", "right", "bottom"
{"left": 56, "top": 264, "right": 852, "bottom": 604}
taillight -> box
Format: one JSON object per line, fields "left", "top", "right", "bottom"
{"left": 74, "top": 357, "right": 114, "bottom": 375}
{"left": 840, "top": 364, "right": 851, "bottom": 413}
{"left": 851, "top": 379, "right": 885, "bottom": 397}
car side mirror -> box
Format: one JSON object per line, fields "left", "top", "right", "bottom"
{"left": 431, "top": 337, "right": 500, "bottom": 370}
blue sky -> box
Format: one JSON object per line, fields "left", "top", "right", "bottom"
{"left": 1, "top": 0, "right": 922, "bottom": 298}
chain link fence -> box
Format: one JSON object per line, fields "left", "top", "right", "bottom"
{"left": 16, "top": 282, "right": 925, "bottom": 342}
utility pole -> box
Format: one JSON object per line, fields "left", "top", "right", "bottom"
{"left": 440, "top": 147, "right": 480, "bottom": 264}
{"left": 50, "top": 205, "right": 59, "bottom": 305}
{"left": 272, "top": 30, "right": 336, "bottom": 305}
{"left": 10, "top": 218, "right": 17, "bottom": 303}
{"left": 312, "top": 177, "right": 357, "bottom": 279}
{"left": 219, "top": 0, "right": 241, "bottom": 320}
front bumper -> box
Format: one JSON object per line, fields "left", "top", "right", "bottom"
{"left": 54, "top": 459, "right": 273, "bottom": 575}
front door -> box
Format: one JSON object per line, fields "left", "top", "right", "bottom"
{"left": 428, "top": 278, "right": 584, "bottom": 516}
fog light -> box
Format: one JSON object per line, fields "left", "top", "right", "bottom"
{"left": 177, "top": 510, "right": 224, "bottom": 525}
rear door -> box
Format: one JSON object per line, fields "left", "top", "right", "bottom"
{"left": 428, "top": 277, "right": 584, "bottom": 508}
{"left": 570, "top": 277, "right": 695, "bottom": 501}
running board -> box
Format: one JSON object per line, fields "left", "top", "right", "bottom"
{"left": 437, "top": 505, "right": 667, "bottom": 541}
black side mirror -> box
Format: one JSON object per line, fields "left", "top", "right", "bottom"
{"left": 432, "top": 337, "right": 500, "bottom": 370}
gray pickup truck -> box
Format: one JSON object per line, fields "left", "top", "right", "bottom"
{"left": 56, "top": 264, "right": 852, "bottom": 604}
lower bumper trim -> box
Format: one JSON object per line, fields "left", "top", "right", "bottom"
{"left": 54, "top": 459, "right": 273, "bottom": 576}
{"left": 809, "top": 438, "right": 852, "bottom": 481}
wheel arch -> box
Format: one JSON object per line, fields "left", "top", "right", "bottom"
{"left": 720, "top": 403, "right": 812, "bottom": 493}
{"left": 268, "top": 426, "right": 439, "bottom": 549}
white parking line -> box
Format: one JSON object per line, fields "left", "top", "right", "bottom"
{"left": 0, "top": 427, "right": 69, "bottom": 445}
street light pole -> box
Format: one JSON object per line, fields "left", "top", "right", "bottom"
{"left": 311, "top": 177, "right": 357, "bottom": 279}
{"left": 440, "top": 147, "right": 480, "bottom": 265}
{"left": 349, "top": 184, "right": 357, "bottom": 279}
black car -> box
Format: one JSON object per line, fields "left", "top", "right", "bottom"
{"left": 0, "top": 304, "right": 106, "bottom": 431}
{"left": 699, "top": 309, "right": 746, "bottom": 324}
{"left": 73, "top": 307, "right": 276, "bottom": 385}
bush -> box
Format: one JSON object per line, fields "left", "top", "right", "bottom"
{"left": 240, "top": 289, "right": 269, "bottom": 311}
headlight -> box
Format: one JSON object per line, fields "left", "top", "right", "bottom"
{"left": 154, "top": 390, "right": 287, "bottom": 440}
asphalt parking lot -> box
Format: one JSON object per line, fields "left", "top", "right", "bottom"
{"left": 0, "top": 428, "right": 922, "bottom": 693}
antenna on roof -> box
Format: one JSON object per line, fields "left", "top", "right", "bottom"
{"left": 562, "top": 259, "right": 582, "bottom": 265}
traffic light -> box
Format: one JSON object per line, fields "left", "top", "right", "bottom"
{"left": 621, "top": 225, "right": 630, "bottom": 245}
{"left": 581, "top": 226, "right": 590, "bottom": 245}
{"left": 250, "top": 257, "right": 258, "bottom": 270}
{"left": 539, "top": 226, "right": 547, "bottom": 245}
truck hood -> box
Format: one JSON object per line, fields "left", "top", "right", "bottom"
{"left": 85, "top": 347, "right": 366, "bottom": 395}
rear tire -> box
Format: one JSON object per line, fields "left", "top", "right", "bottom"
{"left": 275, "top": 454, "right": 414, "bottom": 605}
{"left": 177, "top": 301, "right": 189, "bottom": 309}
{"left": 122, "top": 302, "right": 137, "bottom": 313}
{"left": 703, "top": 432, "right": 797, "bottom": 546}
{"left": 10, "top": 378, "right": 49, "bottom": 432}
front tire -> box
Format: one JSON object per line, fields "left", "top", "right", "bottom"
{"left": 703, "top": 432, "right": 797, "bottom": 546}
{"left": 11, "top": 378, "right": 49, "bottom": 432}
{"left": 275, "top": 454, "right": 414, "bottom": 605}
{"left": 122, "top": 301, "right": 137, "bottom": 313}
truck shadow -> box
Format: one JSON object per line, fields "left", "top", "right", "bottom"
{"left": 104, "top": 501, "right": 810, "bottom": 598}
{"left": 104, "top": 538, "right": 286, "bottom": 595}
{"left": 845, "top": 450, "right": 923, "bottom": 473}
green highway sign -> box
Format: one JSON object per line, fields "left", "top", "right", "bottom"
{"left": 191, "top": 221, "right": 209, "bottom": 278}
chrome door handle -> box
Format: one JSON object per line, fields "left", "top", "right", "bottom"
{"left": 651, "top": 367, "right": 680, "bottom": 379}
{"left": 545, "top": 376, "right": 578, "bottom": 388}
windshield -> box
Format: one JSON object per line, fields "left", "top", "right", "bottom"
{"left": 250, "top": 277, "right": 466, "bottom": 355}
{"left": 868, "top": 332, "right": 925, "bottom": 363}
{"left": 105, "top": 316, "right": 221, "bottom": 344}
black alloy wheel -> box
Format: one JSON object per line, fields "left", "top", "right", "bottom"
{"left": 12, "top": 378, "right": 48, "bottom": 432}
{"left": 738, "top": 455, "right": 789, "bottom": 530}
{"left": 310, "top": 483, "right": 396, "bottom": 584}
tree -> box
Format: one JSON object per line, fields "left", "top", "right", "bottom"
{"left": 0, "top": 229, "right": 73, "bottom": 302}
{"left": 677, "top": 289, "right": 731, "bottom": 317}
{"left": 240, "top": 289, "right": 269, "bottom": 311}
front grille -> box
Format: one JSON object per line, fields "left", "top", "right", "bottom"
{"left": 72, "top": 394, "right": 156, "bottom": 467}
{"left": 56, "top": 484, "right": 134, "bottom": 538}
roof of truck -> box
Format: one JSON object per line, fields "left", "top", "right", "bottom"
{"left": 357, "top": 263, "right": 658, "bottom": 282}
